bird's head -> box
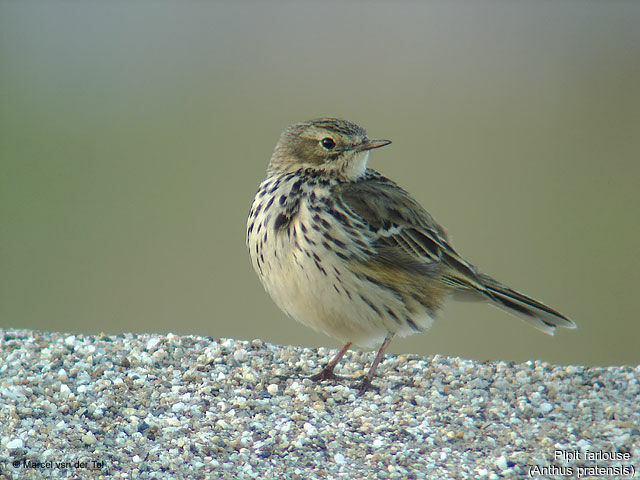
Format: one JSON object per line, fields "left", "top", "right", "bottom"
{"left": 268, "top": 118, "right": 391, "bottom": 179}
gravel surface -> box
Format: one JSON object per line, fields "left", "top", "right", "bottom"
{"left": 0, "top": 329, "right": 638, "bottom": 479}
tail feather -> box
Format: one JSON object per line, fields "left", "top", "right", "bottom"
{"left": 451, "top": 273, "right": 576, "bottom": 335}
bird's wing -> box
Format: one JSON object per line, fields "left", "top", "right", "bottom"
{"left": 333, "top": 171, "right": 484, "bottom": 291}
{"left": 333, "top": 171, "right": 575, "bottom": 333}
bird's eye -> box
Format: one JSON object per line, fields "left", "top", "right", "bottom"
{"left": 320, "top": 137, "right": 336, "bottom": 150}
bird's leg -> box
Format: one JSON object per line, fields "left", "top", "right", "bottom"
{"left": 358, "top": 334, "right": 394, "bottom": 394}
{"left": 310, "top": 342, "right": 352, "bottom": 382}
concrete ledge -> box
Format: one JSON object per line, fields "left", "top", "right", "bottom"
{"left": 0, "top": 329, "right": 638, "bottom": 479}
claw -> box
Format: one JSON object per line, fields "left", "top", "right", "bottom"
{"left": 357, "top": 377, "right": 380, "bottom": 395}
{"left": 309, "top": 368, "right": 341, "bottom": 382}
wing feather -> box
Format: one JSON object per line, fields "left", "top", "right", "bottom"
{"left": 334, "top": 171, "right": 480, "bottom": 285}
{"left": 332, "top": 170, "right": 576, "bottom": 333}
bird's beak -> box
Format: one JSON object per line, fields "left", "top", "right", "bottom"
{"left": 354, "top": 138, "right": 392, "bottom": 152}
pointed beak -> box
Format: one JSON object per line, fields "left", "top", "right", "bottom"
{"left": 354, "top": 138, "right": 392, "bottom": 152}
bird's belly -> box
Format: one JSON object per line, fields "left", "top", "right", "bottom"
{"left": 249, "top": 214, "right": 434, "bottom": 348}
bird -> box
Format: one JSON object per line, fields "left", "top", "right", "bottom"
{"left": 246, "top": 117, "right": 576, "bottom": 393}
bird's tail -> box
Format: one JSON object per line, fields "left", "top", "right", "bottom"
{"left": 451, "top": 273, "right": 576, "bottom": 335}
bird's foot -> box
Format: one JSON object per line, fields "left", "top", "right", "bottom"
{"left": 309, "top": 366, "right": 349, "bottom": 382}
{"left": 356, "top": 376, "right": 380, "bottom": 395}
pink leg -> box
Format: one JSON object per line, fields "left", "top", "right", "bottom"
{"left": 358, "top": 334, "right": 394, "bottom": 394}
{"left": 310, "top": 342, "right": 352, "bottom": 381}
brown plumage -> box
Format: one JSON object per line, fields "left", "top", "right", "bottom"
{"left": 247, "top": 118, "right": 576, "bottom": 393}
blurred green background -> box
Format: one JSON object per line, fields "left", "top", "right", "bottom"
{"left": 2, "top": 2, "right": 638, "bottom": 367}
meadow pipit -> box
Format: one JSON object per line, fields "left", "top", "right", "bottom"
{"left": 247, "top": 118, "right": 576, "bottom": 393}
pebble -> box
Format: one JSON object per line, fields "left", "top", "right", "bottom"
{"left": 539, "top": 402, "right": 554, "bottom": 413}
{"left": 266, "top": 383, "right": 278, "bottom": 395}
{"left": 0, "top": 328, "right": 638, "bottom": 479}
{"left": 6, "top": 438, "right": 24, "bottom": 450}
